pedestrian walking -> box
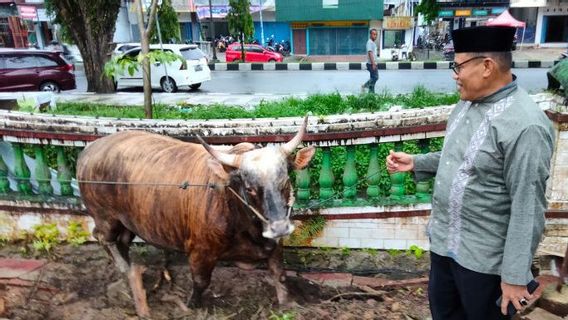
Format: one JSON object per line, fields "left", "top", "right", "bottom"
{"left": 361, "top": 28, "right": 378, "bottom": 94}
{"left": 386, "top": 26, "right": 555, "bottom": 320}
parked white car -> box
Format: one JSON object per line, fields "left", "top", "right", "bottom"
{"left": 113, "top": 42, "right": 141, "bottom": 56}
{"left": 115, "top": 44, "right": 211, "bottom": 92}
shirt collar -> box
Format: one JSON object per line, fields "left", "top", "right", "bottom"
{"left": 471, "top": 74, "right": 517, "bottom": 104}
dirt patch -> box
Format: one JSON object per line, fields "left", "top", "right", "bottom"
{"left": 0, "top": 243, "right": 431, "bottom": 320}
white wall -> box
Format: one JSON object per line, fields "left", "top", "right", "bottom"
{"left": 378, "top": 27, "right": 414, "bottom": 60}
{"left": 535, "top": 4, "right": 568, "bottom": 46}
{"left": 113, "top": 4, "right": 133, "bottom": 43}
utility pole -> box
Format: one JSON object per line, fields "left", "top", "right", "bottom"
{"left": 259, "top": 0, "right": 265, "bottom": 46}
{"left": 208, "top": 0, "right": 217, "bottom": 61}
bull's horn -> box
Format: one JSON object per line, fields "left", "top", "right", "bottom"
{"left": 196, "top": 135, "right": 240, "bottom": 168}
{"left": 282, "top": 116, "right": 308, "bottom": 155}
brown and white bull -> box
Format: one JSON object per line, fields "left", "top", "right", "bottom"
{"left": 76, "top": 117, "right": 314, "bottom": 317}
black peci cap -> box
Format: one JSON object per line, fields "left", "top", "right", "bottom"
{"left": 451, "top": 26, "right": 516, "bottom": 53}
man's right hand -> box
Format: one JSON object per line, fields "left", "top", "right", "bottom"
{"left": 386, "top": 150, "right": 414, "bottom": 173}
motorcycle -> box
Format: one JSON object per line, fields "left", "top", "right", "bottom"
{"left": 274, "top": 40, "right": 291, "bottom": 56}
{"left": 279, "top": 40, "right": 291, "bottom": 56}
{"left": 443, "top": 41, "right": 455, "bottom": 61}
{"left": 391, "top": 48, "right": 399, "bottom": 61}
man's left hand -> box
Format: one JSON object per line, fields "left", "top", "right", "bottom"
{"left": 500, "top": 282, "right": 536, "bottom": 315}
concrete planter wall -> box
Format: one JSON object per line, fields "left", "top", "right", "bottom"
{"left": 0, "top": 93, "right": 565, "bottom": 252}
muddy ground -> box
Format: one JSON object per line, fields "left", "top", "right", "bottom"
{"left": 0, "top": 243, "right": 432, "bottom": 320}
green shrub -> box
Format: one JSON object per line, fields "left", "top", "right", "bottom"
{"left": 66, "top": 221, "right": 90, "bottom": 246}
{"left": 32, "top": 223, "right": 60, "bottom": 254}
{"left": 269, "top": 311, "right": 296, "bottom": 320}
{"left": 407, "top": 244, "right": 425, "bottom": 259}
{"left": 51, "top": 88, "right": 458, "bottom": 120}
{"left": 285, "top": 215, "right": 326, "bottom": 246}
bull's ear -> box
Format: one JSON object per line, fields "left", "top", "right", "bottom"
{"left": 207, "top": 159, "right": 230, "bottom": 182}
{"left": 293, "top": 146, "right": 316, "bottom": 170}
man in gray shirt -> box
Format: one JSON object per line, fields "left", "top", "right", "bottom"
{"left": 361, "top": 28, "right": 378, "bottom": 93}
{"left": 386, "top": 26, "right": 554, "bottom": 319}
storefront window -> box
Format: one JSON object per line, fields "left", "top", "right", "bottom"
{"left": 544, "top": 15, "right": 568, "bottom": 42}
{"left": 308, "top": 27, "right": 367, "bottom": 55}
{"left": 383, "top": 30, "right": 405, "bottom": 48}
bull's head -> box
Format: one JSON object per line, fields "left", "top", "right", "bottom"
{"left": 198, "top": 116, "right": 315, "bottom": 239}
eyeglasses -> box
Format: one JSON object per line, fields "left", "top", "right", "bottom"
{"left": 451, "top": 56, "right": 487, "bottom": 75}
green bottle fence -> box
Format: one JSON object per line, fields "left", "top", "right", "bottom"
{"left": 0, "top": 94, "right": 566, "bottom": 250}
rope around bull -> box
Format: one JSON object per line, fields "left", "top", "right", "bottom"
{"left": 8, "top": 167, "right": 387, "bottom": 214}
{"left": 10, "top": 177, "right": 213, "bottom": 189}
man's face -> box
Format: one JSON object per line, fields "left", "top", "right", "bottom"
{"left": 370, "top": 30, "right": 378, "bottom": 41}
{"left": 452, "top": 53, "right": 486, "bottom": 101}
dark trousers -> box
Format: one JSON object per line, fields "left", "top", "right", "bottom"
{"left": 429, "top": 252, "right": 510, "bottom": 320}
{"left": 364, "top": 63, "right": 378, "bottom": 93}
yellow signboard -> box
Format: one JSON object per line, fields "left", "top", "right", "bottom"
{"left": 455, "top": 9, "right": 472, "bottom": 16}
{"left": 384, "top": 16, "right": 413, "bottom": 30}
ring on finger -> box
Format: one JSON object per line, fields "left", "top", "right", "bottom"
{"left": 519, "top": 298, "right": 528, "bottom": 306}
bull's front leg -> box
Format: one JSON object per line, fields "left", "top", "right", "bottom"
{"left": 267, "top": 240, "right": 293, "bottom": 306}
{"left": 187, "top": 250, "right": 218, "bottom": 307}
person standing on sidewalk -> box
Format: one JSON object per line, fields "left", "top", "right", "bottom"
{"left": 362, "top": 29, "right": 378, "bottom": 93}
{"left": 386, "top": 26, "right": 554, "bottom": 319}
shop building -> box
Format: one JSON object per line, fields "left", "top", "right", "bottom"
{"left": 437, "top": 2, "right": 509, "bottom": 30}
{"left": 275, "top": 0, "right": 383, "bottom": 55}
{"left": 0, "top": 0, "right": 54, "bottom": 48}
{"left": 535, "top": 0, "right": 568, "bottom": 46}
{"left": 509, "top": 0, "right": 540, "bottom": 44}
{"left": 380, "top": 0, "right": 417, "bottom": 60}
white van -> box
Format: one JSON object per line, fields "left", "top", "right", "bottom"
{"left": 115, "top": 44, "right": 211, "bottom": 92}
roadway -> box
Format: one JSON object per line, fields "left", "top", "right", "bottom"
{"left": 73, "top": 68, "right": 549, "bottom": 95}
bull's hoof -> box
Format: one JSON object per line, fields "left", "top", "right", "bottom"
{"left": 186, "top": 297, "right": 203, "bottom": 309}
{"left": 279, "top": 299, "right": 299, "bottom": 309}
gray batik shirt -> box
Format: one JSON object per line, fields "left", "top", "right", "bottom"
{"left": 413, "top": 80, "right": 555, "bottom": 285}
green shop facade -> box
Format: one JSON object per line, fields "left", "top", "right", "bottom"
{"left": 437, "top": 6, "right": 508, "bottom": 30}
{"left": 275, "top": 0, "right": 383, "bottom": 55}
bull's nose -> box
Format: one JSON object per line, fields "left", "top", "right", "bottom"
{"left": 262, "top": 220, "right": 295, "bottom": 239}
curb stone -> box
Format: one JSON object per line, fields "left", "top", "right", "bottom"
{"left": 73, "top": 60, "right": 559, "bottom": 73}
{"left": 206, "top": 60, "right": 560, "bottom": 71}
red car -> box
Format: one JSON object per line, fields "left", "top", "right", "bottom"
{"left": 225, "top": 43, "right": 283, "bottom": 63}
{"left": 0, "top": 49, "right": 76, "bottom": 92}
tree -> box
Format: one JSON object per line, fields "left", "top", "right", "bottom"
{"left": 105, "top": 0, "right": 182, "bottom": 119}
{"left": 45, "top": 0, "right": 120, "bottom": 93}
{"left": 227, "top": 0, "right": 254, "bottom": 62}
{"left": 415, "top": 0, "right": 440, "bottom": 25}
{"left": 134, "top": 0, "right": 159, "bottom": 118}
{"left": 149, "top": 0, "right": 181, "bottom": 44}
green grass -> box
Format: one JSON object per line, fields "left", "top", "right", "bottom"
{"left": 51, "top": 86, "right": 459, "bottom": 120}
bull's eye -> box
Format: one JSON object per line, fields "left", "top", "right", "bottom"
{"left": 246, "top": 186, "right": 256, "bottom": 196}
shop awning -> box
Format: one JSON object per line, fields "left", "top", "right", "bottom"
{"left": 485, "top": 10, "right": 526, "bottom": 28}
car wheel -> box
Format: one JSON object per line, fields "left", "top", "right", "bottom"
{"left": 190, "top": 83, "right": 201, "bottom": 90}
{"left": 160, "top": 77, "right": 177, "bottom": 93}
{"left": 268, "top": 59, "right": 276, "bottom": 63}
{"left": 39, "top": 81, "right": 60, "bottom": 92}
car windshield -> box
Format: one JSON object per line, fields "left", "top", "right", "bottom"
{"left": 180, "top": 47, "right": 205, "bottom": 60}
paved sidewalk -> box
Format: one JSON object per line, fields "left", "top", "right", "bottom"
{"left": 55, "top": 92, "right": 306, "bottom": 108}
